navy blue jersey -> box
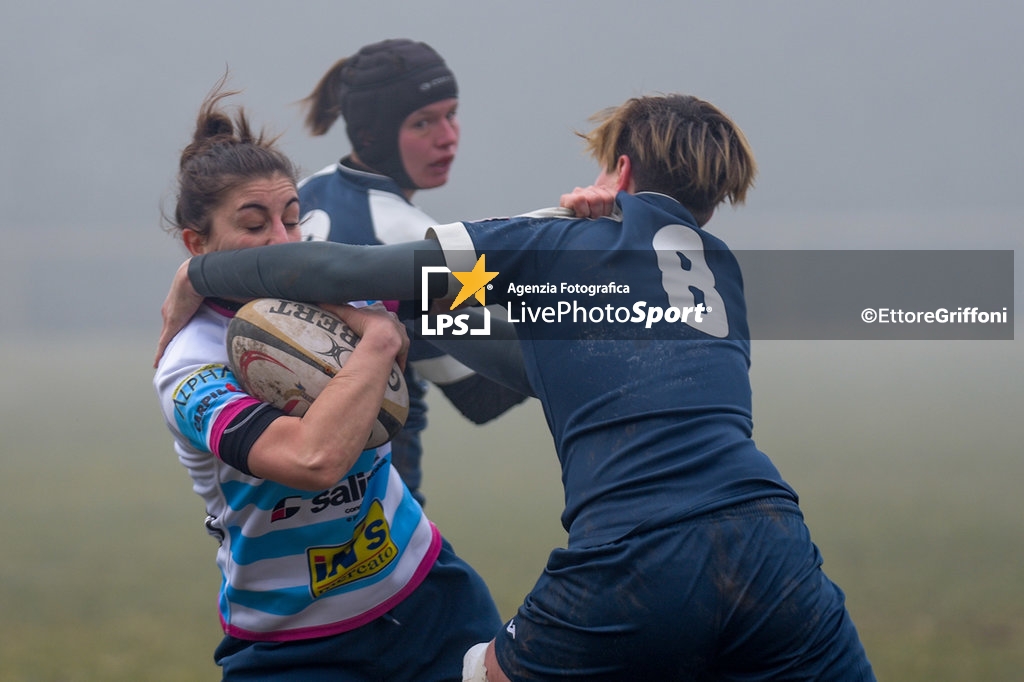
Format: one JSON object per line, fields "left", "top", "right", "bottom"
{"left": 299, "top": 162, "right": 443, "bottom": 247}
{"left": 431, "top": 192, "right": 797, "bottom": 546}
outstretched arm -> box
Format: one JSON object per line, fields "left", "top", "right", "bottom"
{"left": 155, "top": 239, "right": 534, "bottom": 403}
{"left": 190, "top": 240, "right": 446, "bottom": 302}
{"left": 155, "top": 240, "right": 446, "bottom": 365}
{"left": 155, "top": 184, "right": 621, "bottom": 365}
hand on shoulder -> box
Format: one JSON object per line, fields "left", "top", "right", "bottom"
{"left": 559, "top": 185, "right": 618, "bottom": 219}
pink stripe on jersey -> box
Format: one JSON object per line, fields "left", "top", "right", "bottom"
{"left": 209, "top": 396, "right": 262, "bottom": 458}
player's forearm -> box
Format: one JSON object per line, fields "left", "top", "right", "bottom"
{"left": 248, "top": 326, "right": 403, "bottom": 490}
{"left": 298, "top": 334, "right": 400, "bottom": 480}
{"left": 187, "top": 240, "right": 447, "bottom": 303}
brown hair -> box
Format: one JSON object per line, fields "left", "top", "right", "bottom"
{"left": 580, "top": 94, "right": 757, "bottom": 225}
{"left": 171, "top": 76, "right": 298, "bottom": 239}
{"left": 301, "top": 56, "right": 349, "bottom": 137}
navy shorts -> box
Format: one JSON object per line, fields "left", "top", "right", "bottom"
{"left": 214, "top": 538, "right": 500, "bottom": 681}
{"left": 495, "top": 497, "right": 875, "bottom": 681}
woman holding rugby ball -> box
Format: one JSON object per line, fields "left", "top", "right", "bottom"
{"left": 153, "top": 78, "right": 499, "bottom": 681}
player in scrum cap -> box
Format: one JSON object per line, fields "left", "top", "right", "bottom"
{"left": 296, "top": 39, "right": 528, "bottom": 507}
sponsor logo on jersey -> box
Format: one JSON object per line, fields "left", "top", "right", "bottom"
{"left": 271, "top": 496, "right": 301, "bottom": 522}
{"left": 270, "top": 470, "right": 372, "bottom": 522}
{"left": 310, "top": 471, "right": 370, "bottom": 515}
{"left": 172, "top": 363, "right": 243, "bottom": 431}
{"left": 307, "top": 499, "right": 398, "bottom": 597}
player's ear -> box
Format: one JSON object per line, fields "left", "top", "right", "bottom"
{"left": 182, "top": 228, "right": 207, "bottom": 256}
{"left": 614, "top": 154, "right": 634, "bottom": 193}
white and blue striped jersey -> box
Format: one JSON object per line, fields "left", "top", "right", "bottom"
{"left": 153, "top": 300, "right": 439, "bottom": 641}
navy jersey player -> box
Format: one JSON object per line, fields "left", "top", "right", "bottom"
{"left": 296, "top": 39, "right": 527, "bottom": 505}
{"left": 158, "top": 94, "right": 875, "bottom": 681}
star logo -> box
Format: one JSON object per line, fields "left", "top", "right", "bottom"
{"left": 418, "top": 255, "right": 494, "bottom": 337}
{"left": 449, "top": 254, "right": 498, "bottom": 310}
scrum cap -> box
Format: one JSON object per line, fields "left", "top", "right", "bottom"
{"left": 339, "top": 39, "right": 457, "bottom": 189}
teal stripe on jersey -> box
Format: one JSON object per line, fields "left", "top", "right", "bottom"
{"left": 387, "top": 484, "right": 427, "bottom": 541}
{"left": 226, "top": 458, "right": 392, "bottom": 566}
{"left": 226, "top": 583, "right": 314, "bottom": 617}
{"left": 220, "top": 479, "right": 300, "bottom": 511}
{"left": 225, "top": 516, "right": 358, "bottom": 565}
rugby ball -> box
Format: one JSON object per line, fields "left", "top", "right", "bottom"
{"left": 226, "top": 298, "right": 408, "bottom": 449}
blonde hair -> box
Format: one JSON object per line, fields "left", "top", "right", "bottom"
{"left": 580, "top": 94, "right": 757, "bottom": 225}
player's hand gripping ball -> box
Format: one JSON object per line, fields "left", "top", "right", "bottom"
{"left": 226, "top": 298, "right": 409, "bottom": 449}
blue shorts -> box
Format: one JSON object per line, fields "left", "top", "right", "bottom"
{"left": 495, "top": 497, "right": 875, "bottom": 681}
{"left": 214, "top": 538, "right": 500, "bottom": 681}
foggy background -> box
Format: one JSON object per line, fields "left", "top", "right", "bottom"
{"left": 2, "top": 4, "right": 1022, "bottom": 678}
{"left": 0, "top": 0, "right": 1020, "bottom": 339}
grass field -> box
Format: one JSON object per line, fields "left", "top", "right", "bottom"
{"left": 1, "top": 333, "right": 1021, "bottom": 681}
